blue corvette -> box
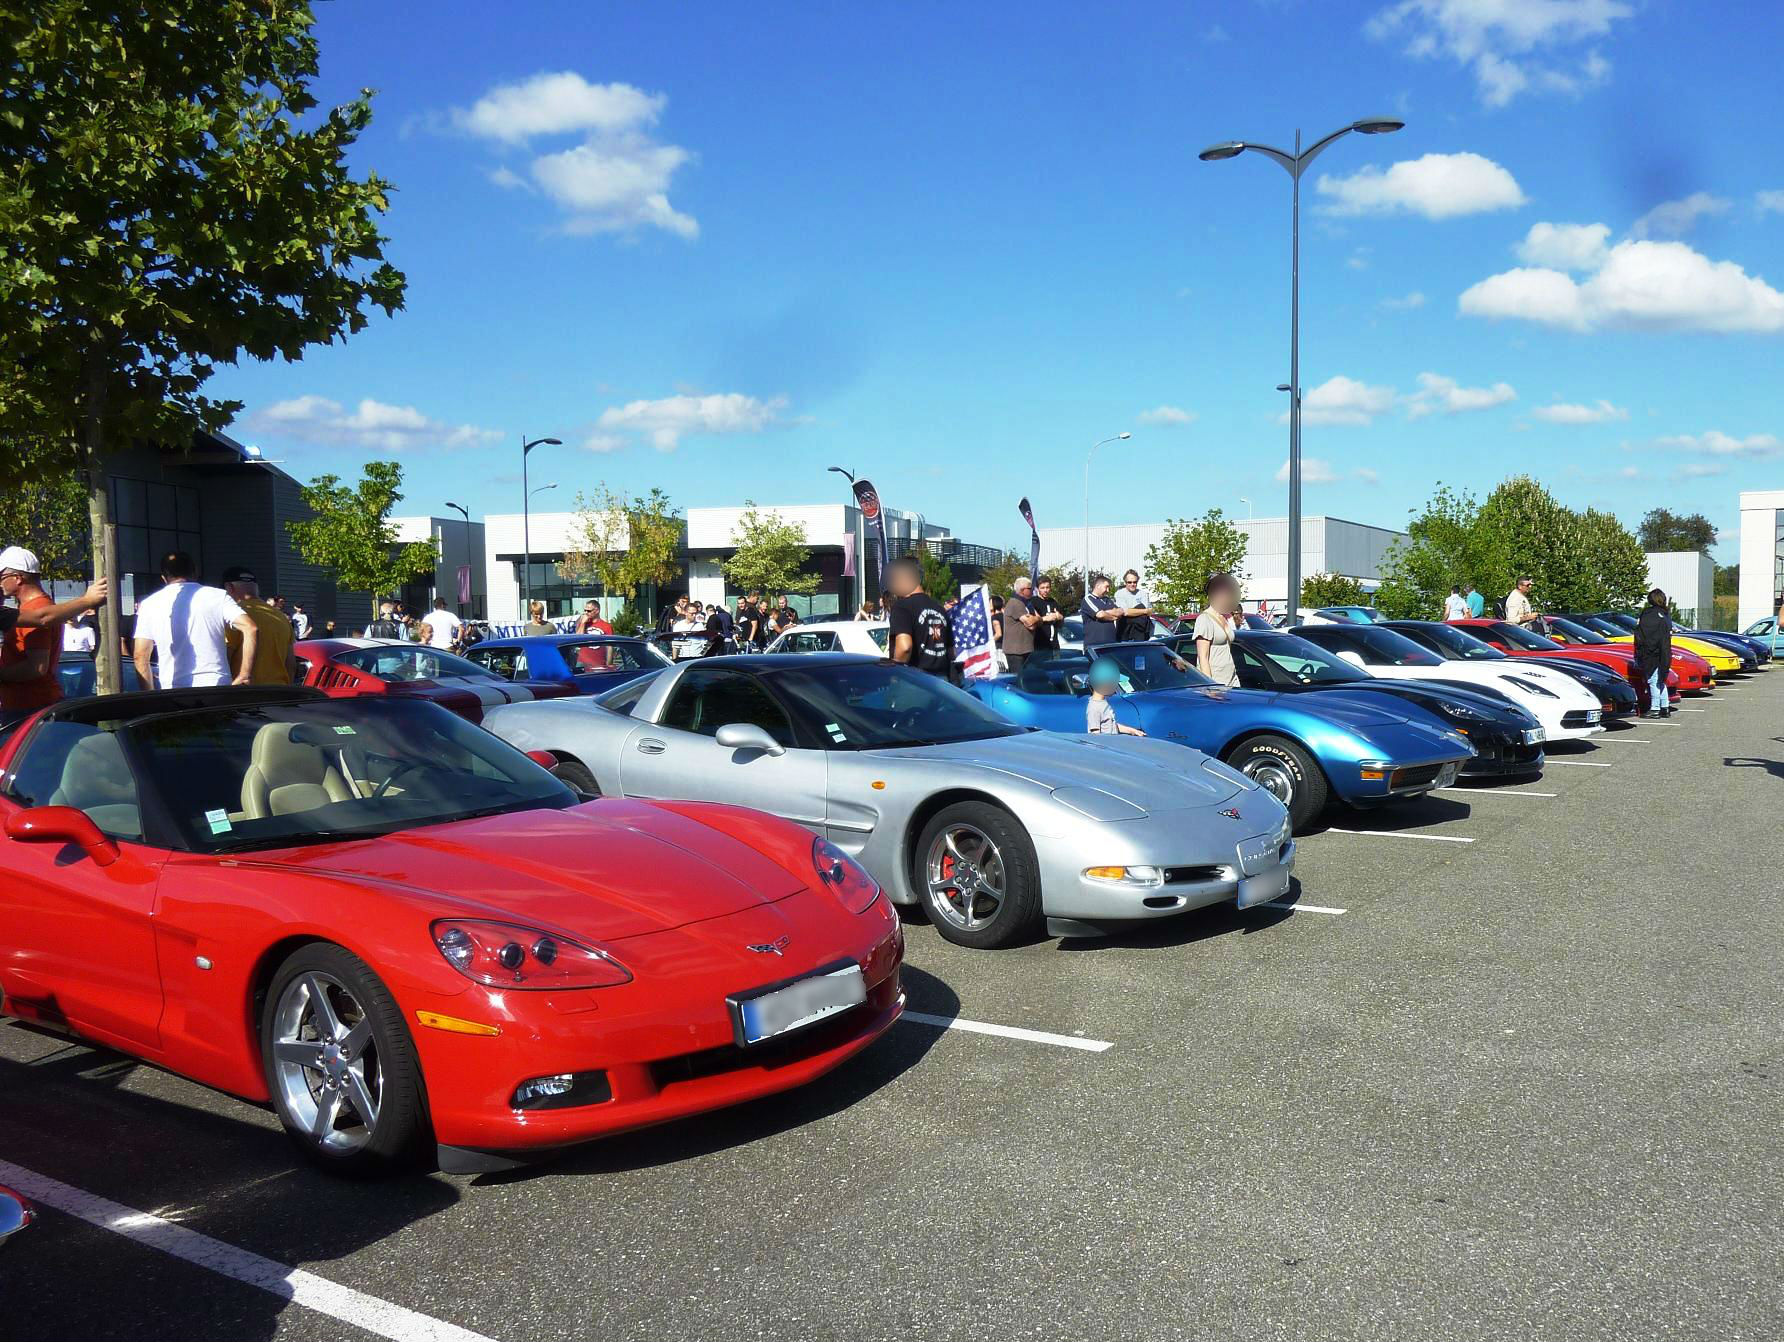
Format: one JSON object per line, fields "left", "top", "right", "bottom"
{"left": 970, "top": 643, "right": 1474, "bottom": 831}
{"left": 461, "top": 633, "right": 671, "bottom": 695}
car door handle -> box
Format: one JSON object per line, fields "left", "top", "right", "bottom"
{"left": 636, "top": 738, "right": 666, "bottom": 755}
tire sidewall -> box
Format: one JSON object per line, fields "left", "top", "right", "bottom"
{"left": 914, "top": 801, "right": 1042, "bottom": 949}
{"left": 551, "top": 758, "right": 600, "bottom": 797}
{"left": 1227, "top": 736, "right": 1322, "bottom": 831}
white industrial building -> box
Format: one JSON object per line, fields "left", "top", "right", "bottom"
{"left": 1039, "top": 515, "right": 1408, "bottom": 609}
{"left": 388, "top": 514, "right": 487, "bottom": 619}
{"left": 1643, "top": 550, "right": 1713, "bottom": 626}
{"left": 1737, "top": 489, "right": 1784, "bottom": 629}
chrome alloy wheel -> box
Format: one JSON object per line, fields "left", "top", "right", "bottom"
{"left": 271, "top": 972, "right": 382, "bottom": 1154}
{"left": 924, "top": 823, "right": 1008, "bottom": 933}
{"left": 1239, "top": 756, "right": 1297, "bottom": 807}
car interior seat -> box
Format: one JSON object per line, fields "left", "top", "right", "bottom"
{"left": 241, "top": 722, "right": 355, "bottom": 819}
{"left": 47, "top": 730, "right": 143, "bottom": 840}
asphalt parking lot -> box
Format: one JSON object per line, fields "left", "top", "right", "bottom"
{"left": 4, "top": 673, "right": 1782, "bottom": 1342}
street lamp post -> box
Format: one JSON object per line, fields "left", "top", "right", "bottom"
{"left": 1239, "top": 496, "right": 1253, "bottom": 521}
{"left": 827, "top": 465, "right": 864, "bottom": 610}
{"left": 1082, "top": 432, "right": 1132, "bottom": 578}
{"left": 445, "top": 501, "right": 472, "bottom": 616}
{"left": 1199, "top": 117, "right": 1404, "bottom": 615}
{"left": 519, "top": 435, "right": 561, "bottom": 616}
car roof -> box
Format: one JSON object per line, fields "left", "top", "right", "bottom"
{"left": 35, "top": 685, "right": 326, "bottom": 727}
{"left": 477, "top": 632, "right": 642, "bottom": 646}
{"left": 775, "top": 620, "right": 888, "bottom": 633}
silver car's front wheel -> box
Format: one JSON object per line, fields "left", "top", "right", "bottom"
{"left": 914, "top": 802, "right": 1042, "bottom": 949}
{"left": 925, "top": 823, "right": 1006, "bottom": 934}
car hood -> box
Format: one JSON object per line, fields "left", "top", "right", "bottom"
{"left": 865, "top": 730, "right": 1247, "bottom": 810}
{"left": 244, "top": 802, "right": 806, "bottom": 942}
{"left": 1183, "top": 684, "right": 1416, "bottom": 730}
{"left": 1319, "top": 678, "right": 1524, "bottom": 722}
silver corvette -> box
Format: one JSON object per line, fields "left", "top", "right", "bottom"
{"left": 481, "top": 655, "right": 1295, "bottom": 949}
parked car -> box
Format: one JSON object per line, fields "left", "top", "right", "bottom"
{"left": 0, "top": 686, "right": 902, "bottom": 1174}
{"left": 970, "top": 642, "right": 1472, "bottom": 831}
{"left": 1289, "top": 622, "right": 1606, "bottom": 742}
{"left": 1218, "top": 630, "right": 1546, "bottom": 777}
{"left": 0, "top": 1186, "right": 29, "bottom": 1246}
{"left": 483, "top": 655, "right": 1296, "bottom": 948}
{"left": 460, "top": 633, "right": 670, "bottom": 695}
{"left": 1742, "top": 615, "right": 1784, "bottom": 656}
{"left": 1299, "top": 606, "right": 1388, "bottom": 625}
{"left": 1379, "top": 620, "right": 1638, "bottom": 722}
{"left": 764, "top": 620, "right": 890, "bottom": 656}
{"left": 1591, "top": 611, "right": 1767, "bottom": 669}
{"left": 1447, "top": 617, "right": 1709, "bottom": 695}
{"left": 1551, "top": 613, "right": 1743, "bottom": 677}
{"left": 1532, "top": 616, "right": 1716, "bottom": 691}
{"left": 294, "top": 638, "right": 576, "bottom": 724}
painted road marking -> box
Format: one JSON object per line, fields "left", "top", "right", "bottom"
{"left": 0, "top": 1159, "right": 499, "bottom": 1342}
{"left": 1546, "top": 760, "right": 1613, "bottom": 767}
{"left": 1677, "top": 708, "right": 1707, "bottom": 712}
{"left": 901, "top": 1012, "right": 1113, "bottom": 1053}
{"left": 1261, "top": 900, "right": 1348, "bottom": 916}
{"left": 1436, "top": 787, "right": 1556, "bottom": 798}
{"left": 1324, "top": 828, "right": 1475, "bottom": 844}
{"left": 1594, "top": 738, "right": 1651, "bottom": 743}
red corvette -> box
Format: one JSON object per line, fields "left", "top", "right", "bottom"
{"left": 1448, "top": 618, "right": 1713, "bottom": 694}
{"left": 0, "top": 687, "right": 902, "bottom": 1175}
{"left": 295, "top": 638, "right": 576, "bottom": 723}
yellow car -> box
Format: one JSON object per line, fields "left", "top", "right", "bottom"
{"left": 1554, "top": 613, "right": 1740, "bottom": 676}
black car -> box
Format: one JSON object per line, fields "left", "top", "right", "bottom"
{"left": 1380, "top": 620, "right": 1639, "bottom": 722}
{"left": 1169, "top": 630, "right": 1547, "bottom": 777}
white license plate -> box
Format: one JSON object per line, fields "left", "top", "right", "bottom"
{"left": 1585, "top": 709, "right": 1601, "bottom": 723}
{"left": 1436, "top": 762, "right": 1460, "bottom": 787}
{"left": 1522, "top": 727, "right": 1546, "bottom": 745}
{"left": 1236, "top": 864, "right": 1291, "bottom": 910}
{"left": 736, "top": 965, "right": 866, "bottom": 1045}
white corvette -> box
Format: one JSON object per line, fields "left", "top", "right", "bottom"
{"left": 1292, "top": 622, "right": 1605, "bottom": 742}
{"left": 763, "top": 619, "right": 890, "bottom": 656}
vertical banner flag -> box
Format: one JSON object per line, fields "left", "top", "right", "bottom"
{"left": 852, "top": 479, "right": 890, "bottom": 580}
{"left": 1017, "top": 497, "right": 1040, "bottom": 587}
{"left": 841, "top": 532, "right": 855, "bottom": 579}
{"left": 952, "top": 583, "right": 998, "bottom": 680}
{"left": 456, "top": 564, "right": 472, "bottom": 607}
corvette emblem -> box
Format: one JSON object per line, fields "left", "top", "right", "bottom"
{"left": 1218, "top": 808, "right": 1243, "bottom": 819}
{"left": 747, "top": 935, "right": 791, "bottom": 956}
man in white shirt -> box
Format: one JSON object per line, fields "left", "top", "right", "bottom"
{"left": 421, "top": 598, "right": 461, "bottom": 649}
{"left": 1443, "top": 585, "right": 1469, "bottom": 620}
{"left": 1504, "top": 577, "right": 1536, "bottom": 627}
{"left": 62, "top": 615, "right": 97, "bottom": 654}
{"left": 132, "top": 551, "right": 257, "bottom": 689}
{"left": 290, "top": 603, "right": 311, "bottom": 639}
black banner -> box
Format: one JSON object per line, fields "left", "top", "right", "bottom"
{"left": 853, "top": 478, "right": 891, "bottom": 581}
{"left": 1017, "top": 497, "right": 1040, "bottom": 586}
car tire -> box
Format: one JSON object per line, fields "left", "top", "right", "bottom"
{"left": 914, "top": 801, "right": 1042, "bottom": 949}
{"left": 260, "top": 944, "right": 429, "bottom": 1178}
{"left": 1223, "top": 735, "right": 1326, "bottom": 833}
{"left": 551, "top": 758, "right": 600, "bottom": 798}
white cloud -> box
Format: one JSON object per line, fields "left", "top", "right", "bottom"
{"left": 1137, "top": 405, "right": 1196, "bottom": 426}
{"left": 1531, "top": 399, "right": 1627, "bottom": 424}
{"left": 1381, "top": 290, "right": 1427, "bottom": 309}
{"left": 1403, "top": 371, "right": 1516, "bottom": 418}
{"left": 1296, "top": 375, "right": 1398, "bottom": 426}
{"left": 1366, "top": 0, "right": 1631, "bottom": 107}
{"left": 1654, "top": 430, "right": 1783, "bottom": 458}
{"left": 1675, "top": 463, "right": 1726, "bottom": 478}
{"left": 1316, "top": 152, "right": 1526, "bottom": 219}
{"left": 595, "top": 392, "right": 787, "bottom": 451}
{"left": 456, "top": 72, "right": 696, "bottom": 239}
{"left": 1355, "top": 467, "right": 1382, "bottom": 484}
{"left": 253, "top": 396, "right": 501, "bottom": 452}
{"left": 580, "top": 433, "right": 625, "bottom": 454}
{"left": 1759, "top": 190, "right": 1784, "bottom": 216}
{"left": 1630, "top": 192, "right": 1730, "bottom": 240}
{"left": 1276, "top": 457, "right": 1340, "bottom": 484}
{"left": 1460, "top": 234, "right": 1784, "bottom": 333}
{"left": 1516, "top": 221, "right": 1610, "bottom": 270}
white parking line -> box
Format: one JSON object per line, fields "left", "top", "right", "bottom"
{"left": 1436, "top": 787, "right": 1556, "bottom": 798}
{"left": 0, "top": 1159, "right": 498, "bottom": 1342}
{"left": 1324, "top": 828, "right": 1475, "bottom": 844}
{"left": 1260, "top": 900, "right": 1348, "bottom": 915}
{"left": 901, "top": 1011, "right": 1113, "bottom": 1053}
{"left": 1595, "top": 738, "right": 1651, "bottom": 743}
{"left": 1546, "top": 760, "right": 1613, "bottom": 767}
{"left": 1677, "top": 708, "right": 1707, "bottom": 712}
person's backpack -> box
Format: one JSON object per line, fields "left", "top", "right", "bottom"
{"left": 1493, "top": 597, "right": 1507, "bottom": 619}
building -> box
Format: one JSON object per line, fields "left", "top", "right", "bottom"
{"left": 388, "top": 515, "right": 488, "bottom": 621}
{"left": 481, "top": 502, "right": 999, "bottom": 625}
{"left": 1039, "top": 515, "right": 1409, "bottom": 609}
{"left": 1737, "top": 489, "right": 1784, "bottom": 629}
{"left": 1645, "top": 551, "right": 1713, "bottom": 626}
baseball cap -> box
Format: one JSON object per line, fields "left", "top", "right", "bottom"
{"left": 0, "top": 546, "right": 40, "bottom": 574}
{"left": 220, "top": 565, "right": 258, "bottom": 584}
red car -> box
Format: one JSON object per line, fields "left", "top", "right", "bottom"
{"left": 296, "top": 637, "right": 576, "bottom": 723}
{"left": 1448, "top": 618, "right": 1713, "bottom": 694}
{"left": 0, "top": 687, "right": 903, "bottom": 1175}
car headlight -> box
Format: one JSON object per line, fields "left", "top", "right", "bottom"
{"left": 1501, "top": 675, "right": 1556, "bottom": 698}
{"left": 1436, "top": 699, "right": 1487, "bottom": 722}
{"left": 813, "top": 836, "right": 881, "bottom": 914}
{"left": 1084, "top": 865, "right": 1164, "bottom": 887}
{"left": 431, "top": 919, "right": 632, "bottom": 990}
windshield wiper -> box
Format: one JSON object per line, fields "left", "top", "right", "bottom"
{"left": 208, "top": 824, "right": 402, "bottom": 853}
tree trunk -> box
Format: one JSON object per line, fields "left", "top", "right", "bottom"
{"left": 81, "top": 351, "right": 121, "bottom": 695}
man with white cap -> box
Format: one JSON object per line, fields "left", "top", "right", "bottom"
{"left": 1, "top": 546, "right": 105, "bottom": 726}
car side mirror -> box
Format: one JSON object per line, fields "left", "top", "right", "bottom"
{"left": 1337, "top": 650, "right": 1368, "bottom": 668}
{"left": 714, "top": 723, "right": 786, "bottom": 757}
{"left": 4, "top": 805, "right": 120, "bottom": 867}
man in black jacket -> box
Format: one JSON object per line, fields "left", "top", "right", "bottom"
{"left": 1633, "top": 588, "right": 1673, "bottom": 719}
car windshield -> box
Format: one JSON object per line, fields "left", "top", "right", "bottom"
{"left": 1395, "top": 621, "right": 1504, "bottom": 661}
{"left": 1091, "top": 644, "right": 1214, "bottom": 691}
{"left": 120, "top": 698, "right": 574, "bottom": 853}
{"left": 767, "top": 662, "right": 1028, "bottom": 749}
{"left": 1745, "top": 618, "right": 1776, "bottom": 636}
{"left": 1546, "top": 616, "right": 1608, "bottom": 644}
{"left": 1490, "top": 621, "right": 1564, "bottom": 651}
{"left": 1565, "top": 614, "right": 1625, "bottom": 637}
{"left": 1238, "top": 632, "right": 1370, "bottom": 683}
{"left": 595, "top": 671, "right": 660, "bottom": 716}
{"left": 866, "top": 626, "right": 890, "bottom": 651}
{"left": 1296, "top": 625, "right": 1444, "bottom": 667}
{"left": 548, "top": 638, "right": 672, "bottom": 674}
{"left": 334, "top": 644, "right": 499, "bottom": 683}
{"left": 1597, "top": 612, "right": 1639, "bottom": 631}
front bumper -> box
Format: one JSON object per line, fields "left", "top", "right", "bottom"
{"left": 1458, "top": 732, "right": 1545, "bottom": 776}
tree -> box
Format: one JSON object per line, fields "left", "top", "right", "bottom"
{"left": 286, "top": 462, "right": 438, "bottom": 617}
{"left": 1300, "top": 572, "right": 1367, "bottom": 608}
{"left": 1142, "top": 509, "right": 1248, "bottom": 615}
{"left": 721, "top": 504, "right": 819, "bottom": 595}
{"left": 0, "top": 463, "right": 88, "bottom": 580}
{"left": 1638, "top": 508, "right": 1716, "bottom": 553}
{"left": 977, "top": 550, "right": 1029, "bottom": 598}
{"left": 1573, "top": 507, "right": 1650, "bottom": 610}
{"left": 917, "top": 547, "right": 957, "bottom": 601}
{"left": 0, "top": 1, "right": 406, "bottom": 690}
{"left": 1714, "top": 563, "right": 1740, "bottom": 597}
{"left": 560, "top": 486, "right": 685, "bottom": 620}
{"left": 1040, "top": 563, "right": 1085, "bottom": 613}
{"left": 1373, "top": 485, "right": 1492, "bottom": 619}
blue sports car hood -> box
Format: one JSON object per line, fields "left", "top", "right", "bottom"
{"left": 1146, "top": 684, "right": 1417, "bottom": 730}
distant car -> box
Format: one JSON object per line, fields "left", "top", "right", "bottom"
{"left": 294, "top": 638, "right": 576, "bottom": 724}
{"left": 1380, "top": 620, "right": 1638, "bottom": 722}
{"left": 764, "top": 620, "right": 890, "bottom": 657}
{"left": 970, "top": 641, "right": 1473, "bottom": 831}
{"left": 461, "top": 634, "right": 670, "bottom": 695}
{"left": 1532, "top": 616, "right": 1715, "bottom": 692}
{"left": 1552, "top": 613, "right": 1744, "bottom": 677}
{"left": 1592, "top": 611, "right": 1767, "bottom": 669}
{"left": 1448, "top": 617, "right": 1701, "bottom": 695}
{"left": 1299, "top": 606, "right": 1387, "bottom": 625}
{"left": 1743, "top": 616, "right": 1784, "bottom": 656}
{"left": 483, "top": 655, "right": 1296, "bottom": 947}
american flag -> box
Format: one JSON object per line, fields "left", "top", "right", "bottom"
{"left": 952, "top": 584, "right": 997, "bottom": 679}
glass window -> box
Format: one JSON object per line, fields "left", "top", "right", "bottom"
{"left": 559, "top": 640, "right": 665, "bottom": 673}
{"left": 659, "top": 668, "right": 795, "bottom": 746}
{"left": 176, "top": 486, "right": 201, "bottom": 532}
{"left": 596, "top": 673, "right": 657, "bottom": 717}
{"left": 1238, "top": 633, "right": 1369, "bottom": 684}
{"left": 113, "top": 479, "right": 147, "bottom": 527}
{"left": 770, "top": 662, "right": 1027, "bottom": 749}
{"left": 1092, "top": 644, "right": 1213, "bottom": 691}
{"left": 466, "top": 647, "right": 526, "bottom": 679}
{"left": 4, "top": 722, "right": 143, "bottom": 840}
{"left": 867, "top": 626, "right": 890, "bottom": 651}
{"left": 333, "top": 645, "right": 500, "bottom": 683}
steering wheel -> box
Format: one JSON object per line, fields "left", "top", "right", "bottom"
{"left": 371, "top": 761, "right": 431, "bottom": 800}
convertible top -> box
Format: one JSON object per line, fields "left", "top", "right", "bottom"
{"left": 34, "top": 685, "right": 325, "bottom": 727}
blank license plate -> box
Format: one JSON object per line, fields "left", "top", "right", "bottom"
{"left": 1236, "top": 864, "right": 1291, "bottom": 910}
{"left": 737, "top": 965, "right": 866, "bottom": 1045}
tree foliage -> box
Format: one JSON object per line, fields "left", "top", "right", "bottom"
{"left": 721, "top": 504, "right": 819, "bottom": 595}
{"left": 286, "top": 462, "right": 438, "bottom": 617}
{"left": 1142, "top": 509, "right": 1248, "bottom": 614}
{"left": 1300, "top": 572, "right": 1367, "bottom": 608}
{"left": 979, "top": 550, "right": 1083, "bottom": 609}
{"left": 978, "top": 550, "right": 1028, "bottom": 598}
{"left": 917, "top": 547, "right": 956, "bottom": 601}
{"left": 559, "top": 485, "right": 684, "bottom": 606}
{"left": 1638, "top": 508, "right": 1716, "bottom": 553}
{"left": 0, "top": 463, "right": 88, "bottom": 579}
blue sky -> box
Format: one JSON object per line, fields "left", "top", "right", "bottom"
{"left": 217, "top": 0, "right": 1784, "bottom": 560}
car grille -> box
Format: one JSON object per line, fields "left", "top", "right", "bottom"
{"left": 1389, "top": 763, "right": 1444, "bottom": 789}
{"left": 1163, "top": 865, "right": 1225, "bottom": 885}
{"left": 1561, "top": 710, "right": 1597, "bottom": 727}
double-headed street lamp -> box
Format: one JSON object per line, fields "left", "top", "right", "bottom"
{"left": 1199, "top": 116, "right": 1404, "bottom": 615}
{"left": 1083, "top": 432, "right": 1132, "bottom": 578}
{"left": 519, "top": 435, "right": 562, "bottom": 613}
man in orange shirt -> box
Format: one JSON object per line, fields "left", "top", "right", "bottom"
{"left": 2, "top": 546, "right": 79, "bottom": 727}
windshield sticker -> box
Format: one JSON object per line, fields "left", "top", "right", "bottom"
{"left": 824, "top": 722, "right": 841, "bottom": 733}
{"left": 830, "top": 730, "right": 848, "bottom": 742}
{"left": 333, "top": 725, "right": 357, "bottom": 735}
{"left": 204, "top": 808, "right": 233, "bottom": 835}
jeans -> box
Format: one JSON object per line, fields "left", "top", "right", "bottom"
{"left": 1647, "top": 667, "right": 1669, "bottom": 712}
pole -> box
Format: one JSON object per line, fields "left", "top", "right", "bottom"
{"left": 1288, "top": 128, "right": 1302, "bottom": 619}
{"left": 1083, "top": 454, "right": 1092, "bottom": 581}
{"left": 463, "top": 512, "right": 472, "bottom": 616}
{"left": 521, "top": 434, "right": 531, "bottom": 619}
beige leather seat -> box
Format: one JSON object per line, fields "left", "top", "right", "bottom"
{"left": 47, "top": 730, "right": 142, "bottom": 840}
{"left": 241, "top": 722, "right": 353, "bottom": 819}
